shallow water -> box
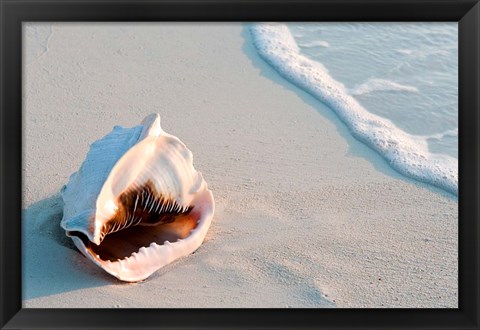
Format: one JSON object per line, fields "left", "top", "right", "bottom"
{"left": 250, "top": 23, "right": 458, "bottom": 195}
{"left": 289, "top": 23, "right": 458, "bottom": 158}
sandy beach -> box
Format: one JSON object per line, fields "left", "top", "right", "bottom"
{"left": 23, "top": 23, "right": 457, "bottom": 308}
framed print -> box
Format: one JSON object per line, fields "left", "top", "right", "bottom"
{"left": 1, "top": 0, "right": 479, "bottom": 329}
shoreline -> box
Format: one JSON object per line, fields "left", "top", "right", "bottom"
{"left": 250, "top": 23, "right": 457, "bottom": 196}
{"left": 23, "top": 23, "right": 457, "bottom": 308}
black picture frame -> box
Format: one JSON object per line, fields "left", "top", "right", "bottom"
{"left": 1, "top": 0, "right": 478, "bottom": 329}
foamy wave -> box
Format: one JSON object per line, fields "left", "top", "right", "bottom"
{"left": 250, "top": 23, "right": 457, "bottom": 195}
{"left": 349, "top": 78, "right": 419, "bottom": 96}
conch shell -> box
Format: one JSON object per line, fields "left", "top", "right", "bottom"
{"left": 60, "top": 114, "right": 215, "bottom": 282}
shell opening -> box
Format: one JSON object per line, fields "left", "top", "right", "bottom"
{"left": 68, "top": 180, "right": 199, "bottom": 262}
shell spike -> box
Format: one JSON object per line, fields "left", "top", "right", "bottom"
{"left": 139, "top": 113, "right": 162, "bottom": 140}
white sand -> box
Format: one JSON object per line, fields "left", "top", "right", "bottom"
{"left": 23, "top": 23, "right": 457, "bottom": 308}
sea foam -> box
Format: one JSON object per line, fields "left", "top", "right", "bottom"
{"left": 250, "top": 23, "right": 457, "bottom": 195}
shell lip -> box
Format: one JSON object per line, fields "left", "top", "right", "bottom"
{"left": 67, "top": 188, "right": 214, "bottom": 282}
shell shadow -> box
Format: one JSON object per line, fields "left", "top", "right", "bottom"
{"left": 25, "top": 192, "right": 76, "bottom": 251}
{"left": 22, "top": 192, "right": 122, "bottom": 302}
